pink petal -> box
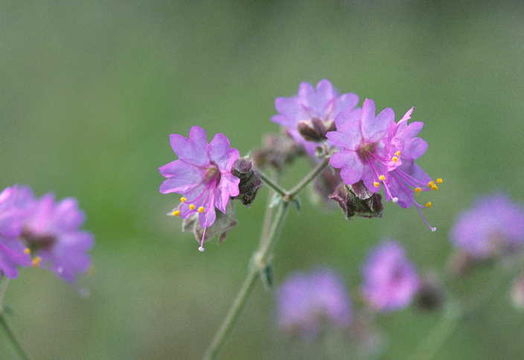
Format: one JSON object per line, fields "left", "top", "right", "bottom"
{"left": 208, "top": 133, "right": 238, "bottom": 169}
{"left": 158, "top": 161, "right": 202, "bottom": 193}
{"left": 336, "top": 152, "right": 364, "bottom": 185}
{"left": 169, "top": 134, "right": 208, "bottom": 166}
{"left": 404, "top": 138, "right": 428, "bottom": 159}
{"left": 334, "top": 93, "right": 359, "bottom": 116}
{"left": 215, "top": 174, "right": 240, "bottom": 213}
{"left": 362, "top": 103, "right": 393, "bottom": 142}
{"left": 189, "top": 126, "right": 208, "bottom": 148}
{"left": 199, "top": 201, "right": 217, "bottom": 228}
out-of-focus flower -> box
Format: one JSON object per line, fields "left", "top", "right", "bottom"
{"left": 511, "top": 273, "right": 524, "bottom": 310}
{"left": 362, "top": 240, "right": 419, "bottom": 312}
{"left": 272, "top": 79, "right": 359, "bottom": 155}
{"left": 327, "top": 100, "right": 440, "bottom": 231}
{"left": 0, "top": 185, "right": 94, "bottom": 282}
{"left": 0, "top": 186, "right": 32, "bottom": 278}
{"left": 159, "top": 126, "right": 240, "bottom": 251}
{"left": 252, "top": 133, "right": 303, "bottom": 172}
{"left": 450, "top": 194, "right": 524, "bottom": 259}
{"left": 277, "top": 268, "right": 352, "bottom": 337}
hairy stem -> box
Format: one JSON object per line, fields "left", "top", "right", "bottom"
{"left": 203, "top": 159, "right": 329, "bottom": 359}
{"left": 288, "top": 157, "right": 329, "bottom": 198}
{"left": 0, "top": 276, "right": 33, "bottom": 360}
{"left": 203, "top": 202, "right": 289, "bottom": 360}
{"left": 257, "top": 170, "right": 288, "bottom": 198}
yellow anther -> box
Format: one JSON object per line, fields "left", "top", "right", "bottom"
{"left": 373, "top": 181, "right": 380, "bottom": 188}
{"left": 31, "top": 257, "right": 42, "bottom": 267}
{"left": 378, "top": 175, "right": 386, "bottom": 181}
{"left": 23, "top": 248, "right": 31, "bottom": 255}
{"left": 171, "top": 209, "right": 181, "bottom": 217}
{"left": 414, "top": 187, "right": 422, "bottom": 193}
{"left": 197, "top": 206, "right": 205, "bottom": 213}
{"left": 394, "top": 151, "right": 401, "bottom": 156}
{"left": 436, "top": 178, "right": 444, "bottom": 184}
{"left": 430, "top": 184, "right": 439, "bottom": 191}
{"left": 391, "top": 156, "right": 399, "bottom": 162}
{"left": 427, "top": 181, "right": 435, "bottom": 187}
{"left": 188, "top": 204, "right": 196, "bottom": 211}
{"left": 180, "top": 197, "right": 187, "bottom": 203}
{"left": 424, "top": 201, "right": 433, "bottom": 208}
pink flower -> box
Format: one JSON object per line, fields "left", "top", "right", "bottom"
{"left": 362, "top": 240, "right": 420, "bottom": 312}
{"left": 0, "top": 186, "right": 32, "bottom": 278}
{"left": 159, "top": 126, "right": 240, "bottom": 251}
{"left": 0, "top": 185, "right": 94, "bottom": 282}
{"left": 327, "top": 99, "right": 440, "bottom": 230}
{"left": 271, "top": 79, "right": 359, "bottom": 155}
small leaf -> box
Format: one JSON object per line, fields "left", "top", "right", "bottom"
{"left": 259, "top": 264, "right": 273, "bottom": 290}
{"left": 269, "top": 193, "right": 282, "bottom": 208}
{"left": 291, "top": 197, "right": 301, "bottom": 211}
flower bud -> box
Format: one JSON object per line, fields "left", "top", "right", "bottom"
{"left": 297, "top": 118, "right": 335, "bottom": 142}
{"left": 414, "top": 273, "right": 445, "bottom": 312}
{"left": 232, "top": 157, "right": 262, "bottom": 206}
{"left": 252, "top": 133, "right": 303, "bottom": 172}
{"left": 329, "top": 181, "right": 383, "bottom": 219}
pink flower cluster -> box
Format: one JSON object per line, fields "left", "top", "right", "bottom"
{"left": 272, "top": 80, "right": 442, "bottom": 230}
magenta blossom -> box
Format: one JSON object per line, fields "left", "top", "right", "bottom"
{"left": 159, "top": 126, "right": 240, "bottom": 251}
{"left": 451, "top": 194, "right": 524, "bottom": 258}
{"left": 277, "top": 268, "right": 352, "bottom": 337}
{"left": 362, "top": 240, "right": 420, "bottom": 312}
{"left": 327, "top": 99, "right": 441, "bottom": 230}
{"left": 0, "top": 186, "right": 32, "bottom": 278}
{"left": 271, "top": 79, "right": 359, "bottom": 155}
{"left": 0, "top": 185, "right": 93, "bottom": 282}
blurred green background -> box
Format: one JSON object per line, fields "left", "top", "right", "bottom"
{"left": 1, "top": 0, "right": 524, "bottom": 359}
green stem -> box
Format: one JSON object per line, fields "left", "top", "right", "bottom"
{"left": 288, "top": 157, "right": 329, "bottom": 197}
{"left": 408, "top": 304, "right": 461, "bottom": 360}
{"left": 0, "top": 276, "right": 33, "bottom": 360}
{"left": 257, "top": 170, "right": 288, "bottom": 198}
{"left": 202, "top": 202, "right": 289, "bottom": 360}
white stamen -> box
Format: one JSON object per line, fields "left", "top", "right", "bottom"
{"left": 392, "top": 197, "right": 399, "bottom": 203}
{"left": 198, "top": 246, "right": 205, "bottom": 252}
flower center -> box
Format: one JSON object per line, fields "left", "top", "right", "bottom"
{"left": 357, "top": 142, "right": 377, "bottom": 162}
{"left": 204, "top": 163, "right": 221, "bottom": 185}
{"left": 21, "top": 228, "right": 56, "bottom": 252}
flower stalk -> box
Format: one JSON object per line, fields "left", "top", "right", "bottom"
{"left": 0, "top": 276, "right": 33, "bottom": 360}
{"left": 203, "top": 158, "right": 328, "bottom": 360}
